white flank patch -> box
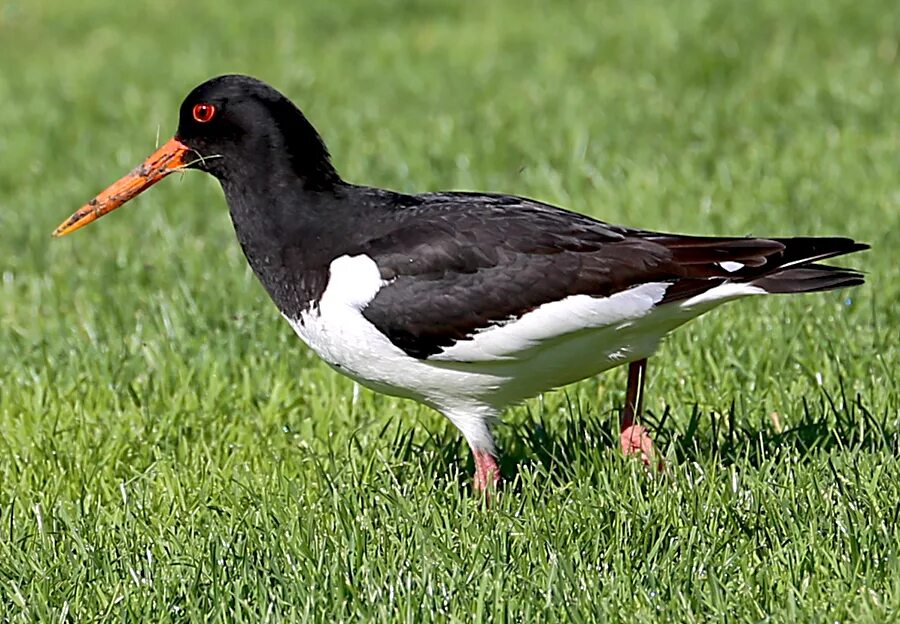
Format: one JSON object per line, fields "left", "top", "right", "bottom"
{"left": 433, "top": 282, "right": 670, "bottom": 362}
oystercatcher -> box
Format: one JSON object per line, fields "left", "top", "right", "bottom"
{"left": 54, "top": 75, "right": 868, "bottom": 491}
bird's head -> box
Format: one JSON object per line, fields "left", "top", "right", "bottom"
{"left": 52, "top": 74, "right": 337, "bottom": 237}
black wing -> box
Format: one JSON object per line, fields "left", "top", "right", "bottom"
{"left": 356, "top": 192, "right": 865, "bottom": 360}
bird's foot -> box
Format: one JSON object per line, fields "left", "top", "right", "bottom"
{"left": 620, "top": 424, "right": 664, "bottom": 472}
{"left": 473, "top": 449, "right": 501, "bottom": 495}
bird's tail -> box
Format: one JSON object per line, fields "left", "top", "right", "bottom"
{"left": 748, "top": 237, "right": 868, "bottom": 294}
{"left": 655, "top": 235, "right": 869, "bottom": 304}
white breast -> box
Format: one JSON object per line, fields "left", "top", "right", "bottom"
{"left": 283, "top": 255, "right": 503, "bottom": 407}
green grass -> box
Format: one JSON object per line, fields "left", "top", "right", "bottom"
{"left": 1, "top": 0, "right": 898, "bottom": 620}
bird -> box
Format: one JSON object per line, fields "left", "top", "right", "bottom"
{"left": 53, "top": 74, "right": 869, "bottom": 492}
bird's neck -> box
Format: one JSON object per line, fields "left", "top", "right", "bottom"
{"left": 218, "top": 170, "right": 353, "bottom": 316}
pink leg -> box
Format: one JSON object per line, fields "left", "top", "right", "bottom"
{"left": 472, "top": 449, "right": 501, "bottom": 493}
{"left": 620, "top": 358, "right": 663, "bottom": 471}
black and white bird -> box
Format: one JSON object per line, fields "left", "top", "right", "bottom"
{"left": 54, "top": 75, "right": 868, "bottom": 491}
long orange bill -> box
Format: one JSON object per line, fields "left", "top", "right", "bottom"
{"left": 52, "top": 137, "right": 192, "bottom": 237}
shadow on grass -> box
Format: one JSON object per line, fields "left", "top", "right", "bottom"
{"left": 390, "top": 382, "right": 898, "bottom": 489}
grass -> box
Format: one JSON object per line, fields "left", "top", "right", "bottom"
{"left": 0, "top": 0, "right": 898, "bottom": 620}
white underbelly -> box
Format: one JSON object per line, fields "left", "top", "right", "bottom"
{"left": 284, "top": 304, "right": 685, "bottom": 410}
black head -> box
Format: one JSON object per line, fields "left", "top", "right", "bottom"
{"left": 53, "top": 75, "right": 343, "bottom": 237}
{"left": 176, "top": 74, "right": 340, "bottom": 189}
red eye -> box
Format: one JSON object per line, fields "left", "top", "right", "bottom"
{"left": 192, "top": 103, "right": 216, "bottom": 123}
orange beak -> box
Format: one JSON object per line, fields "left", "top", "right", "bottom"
{"left": 52, "top": 137, "right": 192, "bottom": 237}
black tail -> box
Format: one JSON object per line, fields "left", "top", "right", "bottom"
{"left": 751, "top": 263, "right": 866, "bottom": 294}
{"left": 749, "top": 237, "right": 869, "bottom": 294}
{"left": 655, "top": 235, "right": 869, "bottom": 302}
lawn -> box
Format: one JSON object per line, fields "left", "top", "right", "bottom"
{"left": 1, "top": 0, "right": 898, "bottom": 621}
